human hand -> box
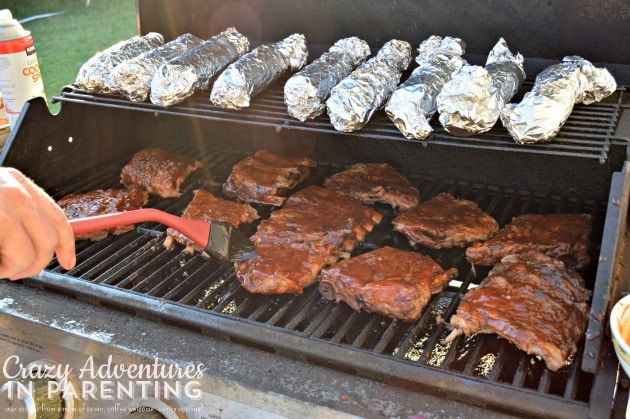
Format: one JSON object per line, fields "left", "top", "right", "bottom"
{"left": 0, "top": 167, "right": 76, "bottom": 280}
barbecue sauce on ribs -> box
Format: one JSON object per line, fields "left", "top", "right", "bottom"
{"left": 235, "top": 186, "right": 382, "bottom": 294}
{"left": 324, "top": 162, "right": 420, "bottom": 211}
{"left": 164, "top": 189, "right": 259, "bottom": 255}
{"left": 120, "top": 148, "right": 203, "bottom": 198}
{"left": 447, "top": 251, "right": 590, "bottom": 371}
{"left": 58, "top": 188, "right": 149, "bottom": 241}
{"left": 223, "top": 150, "right": 317, "bottom": 206}
{"left": 465, "top": 213, "right": 591, "bottom": 269}
{"left": 319, "top": 246, "right": 458, "bottom": 321}
{"left": 392, "top": 192, "right": 499, "bottom": 249}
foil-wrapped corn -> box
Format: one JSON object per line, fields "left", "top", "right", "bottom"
{"left": 385, "top": 36, "right": 466, "bottom": 140}
{"left": 150, "top": 27, "right": 250, "bottom": 107}
{"left": 284, "top": 37, "right": 371, "bottom": 121}
{"left": 436, "top": 38, "right": 525, "bottom": 136}
{"left": 210, "top": 34, "right": 308, "bottom": 109}
{"left": 326, "top": 39, "right": 412, "bottom": 132}
{"left": 500, "top": 56, "right": 617, "bottom": 144}
{"left": 107, "top": 33, "right": 204, "bottom": 102}
{"left": 75, "top": 32, "right": 164, "bottom": 92}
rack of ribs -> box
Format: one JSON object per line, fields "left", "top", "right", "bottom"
{"left": 58, "top": 188, "right": 149, "bottom": 241}
{"left": 392, "top": 192, "right": 499, "bottom": 249}
{"left": 446, "top": 250, "right": 590, "bottom": 371}
{"left": 120, "top": 148, "right": 203, "bottom": 198}
{"left": 465, "top": 213, "right": 591, "bottom": 269}
{"left": 163, "top": 188, "right": 259, "bottom": 256}
{"left": 222, "top": 150, "right": 317, "bottom": 206}
{"left": 319, "top": 246, "right": 458, "bottom": 321}
{"left": 323, "top": 162, "right": 420, "bottom": 211}
{"left": 235, "top": 185, "right": 382, "bottom": 294}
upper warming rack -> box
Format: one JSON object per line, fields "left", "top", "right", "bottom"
{"left": 53, "top": 78, "right": 626, "bottom": 163}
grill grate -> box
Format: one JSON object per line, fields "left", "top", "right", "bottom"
{"left": 53, "top": 79, "right": 625, "bottom": 163}
{"left": 28, "top": 146, "right": 609, "bottom": 417}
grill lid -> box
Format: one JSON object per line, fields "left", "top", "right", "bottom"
{"left": 136, "top": 0, "right": 630, "bottom": 86}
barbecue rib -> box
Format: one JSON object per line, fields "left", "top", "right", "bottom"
{"left": 163, "top": 189, "right": 259, "bottom": 255}
{"left": 465, "top": 213, "right": 591, "bottom": 269}
{"left": 222, "top": 150, "right": 317, "bottom": 206}
{"left": 446, "top": 251, "right": 590, "bottom": 371}
{"left": 319, "top": 246, "right": 458, "bottom": 321}
{"left": 58, "top": 188, "right": 149, "bottom": 241}
{"left": 120, "top": 148, "right": 203, "bottom": 198}
{"left": 237, "top": 242, "right": 335, "bottom": 294}
{"left": 323, "top": 163, "right": 420, "bottom": 211}
{"left": 235, "top": 185, "right": 382, "bottom": 294}
{"left": 392, "top": 192, "right": 499, "bottom": 249}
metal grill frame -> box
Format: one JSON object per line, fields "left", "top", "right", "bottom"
{"left": 11, "top": 147, "right": 624, "bottom": 419}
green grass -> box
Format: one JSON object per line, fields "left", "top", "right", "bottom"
{"left": 2, "top": 0, "right": 137, "bottom": 113}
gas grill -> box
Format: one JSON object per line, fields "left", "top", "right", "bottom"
{"left": 0, "top": 1, "right": 629, "bottom": 418}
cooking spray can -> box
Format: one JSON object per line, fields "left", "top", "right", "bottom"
{"left": 0, "top": 9, "right": 45, "bottom": 130}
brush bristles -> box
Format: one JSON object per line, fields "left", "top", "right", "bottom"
{"left": 205, "top": 221, "right": 256, "bottom": 262}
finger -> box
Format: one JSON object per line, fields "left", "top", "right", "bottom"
{"left": 18, "top": 217, "right": 57, "bottom": 279}
{"left": 10, "top": 266, "right": 47, "bottom": 281}
{"left": 0, "top": 225, "right": 37, "bottom": 281}
{"left": 34, "top": 198, "right": 76, "bottom": 270}
{"left": 14, "top": 171, "right": 76, "bottom": 270}
{"left": 55, "top": 224, "right": 77, "bottom": 270}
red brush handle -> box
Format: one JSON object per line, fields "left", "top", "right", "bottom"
{"left": 68, "top": 208, "right": 211, "bottom": 248}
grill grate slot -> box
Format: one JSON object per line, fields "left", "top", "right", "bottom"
{"left": 159, "top": 256, "right": 217, "bottom": 300}
{"left": 318, "top": 308, "right": 358, "bottom": 343}
{"left": 300, "top": 298, "right": 339, "bottom": 336}
{"left": 511, "top": 357, "right": 532, "bottom": 387}
{"left": 192, "top": 265, "right": 236, "bottom": 309}
{"left": 483, "top": 344, "right": 508, "bottom": 381}
{"left": 352, "top": 315, "right": 389, "bottom": 349}
{"left": 95, "top": 235, "right": 165, "bottom": 286}
{"left": 269, "top": 287, "right": 322, "bottom": 329}
{"left": 70, "top": 234, "right": 155, "bottom": 280}
{"left": 131, "top": 250, "right": 190, "bottom": 295}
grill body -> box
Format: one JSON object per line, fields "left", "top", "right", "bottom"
{"left": 0, "top": 0, "right": 629, "bottom": 417}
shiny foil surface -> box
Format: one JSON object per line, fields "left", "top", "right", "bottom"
{"left": 284, "top": 37, "right": 371, "bottom": 121}
{"left": 501, "top": 56, "right": 617, "bottom": 144}
{"left": 107, "top": 33, "right": 203, "bottom": 102}
{"left": 326, "top": 39, "right": 412, "bottom": 132}
{"left": 385, "top": 36, "right": 466, "bottom": 140}
{"left": 150, "top": 27, "right": 250, "bottom": 107}
{"left": 75, "top": 32, "right": 164, "bottom": 92}
{"left": 210, "top": 34, "right": 308, "bottom": 109}
{"left": 436, "top": 38, "right": 525, "bottom": 136}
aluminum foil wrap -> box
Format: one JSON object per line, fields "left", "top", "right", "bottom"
{"left": 149, "top": 27, "right": 250, "bottom": 107}
{"left": 326, "top": 39, "right": 412, "bottom": 132}
{"left": 284, "top": 37, "right": 371, "bottom": 121}
{"left": 500, "top": 56, "right": 617, "bottom": 144}
{"left": 75, "top": 32, "right": 164, "bottom": 92}
{"left": 385, "top": 36, "right": 466, "bottom": 140}
{"left": 210, "top": 34, "right": 308, "bottom": 109}
{"left": 107, "top": 33, "right": 204, "bottom": 102}
{"left": 436, "top": 38, "right": 525, "bottom": 136}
